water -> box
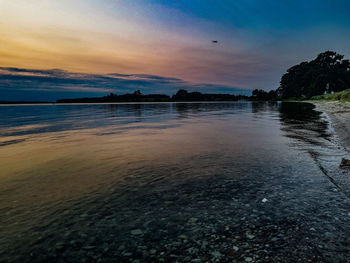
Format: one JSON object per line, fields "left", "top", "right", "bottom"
{"left": 0, "top": 102, "right": 349, "bottom": 262}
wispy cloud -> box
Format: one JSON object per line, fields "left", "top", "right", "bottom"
{"left": 1, "top": 0, "right": 350, "bottom": 96}
{"left": 0, "top": 67, "right": 251, "bottom": 101}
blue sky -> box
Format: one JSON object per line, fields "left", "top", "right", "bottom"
{"left": 1, "top": 0, "right": 350, "bottom": 101}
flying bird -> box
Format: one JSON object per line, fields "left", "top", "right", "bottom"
{"left": 212, "top": 40, "right": 218, "bottom": 43}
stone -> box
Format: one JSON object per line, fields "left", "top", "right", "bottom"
{"left": 188, "top": 217, "right": 198, "bottom": 223}
{"left": 201, "top": 241, "right": 208, "bottom": 249}
{"left": 245, "top": 257, "right": 253, "bottom": 262}
{"left": 211, "top": 251, "right": 222, "bottom": 258}
{"left": 340, "top": 158, "right": 350, "bottom": 169}
{"left": 83, "top": 246, "right": 95, "bottom": 250}
{"left": 178, "top": 234, "right": 188, "bottom": 240}
{"left": 233, "top": 246, "right": 239, "bottom": 252}
{"left": 131, "top": 229, "right": 143, "bottom": 235}
{"left": 246, "top": 234, "right": 255, "bottom": 239}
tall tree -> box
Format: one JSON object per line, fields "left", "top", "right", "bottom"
{"left": 277, "top": 51, "right": 350, "bottom": 99}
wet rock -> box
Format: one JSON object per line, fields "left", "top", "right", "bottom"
{"left": 188, "top": 217, "right": 198, "bottom": 223}
{"left": 340, "top": 158, "right": 350, "bottom": 169}
{"left": 55, "top": 242, "right": 64, "bottom": 249}
{"left": 245, "top": 257, "right": 253, "bottom": 262}
{"left": 201, "top": 241, "right": 208, "bottom": 249}
{"left": 187, "top": 247, "right": 199, "bottom": 254}
{"left": 131, "top": 229, "right": 143, "bottom": 235}
{"left": 211, "top": 250, "right": 222, "bottom": 259}
{"left": 246, "top": 234, "right": 255, "bottom": 239}
{"left": 233, "top": 246, "right": 239, "bottom": 251}
{"left": 137, "top": 245, "right": 147, "bottom": 250}
{"left": 83, "top": 246, "right": 95, "bottom": 250}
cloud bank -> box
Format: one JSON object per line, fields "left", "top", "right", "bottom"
{"left": 0, "top": 67, "right": 251, "bottom": 101}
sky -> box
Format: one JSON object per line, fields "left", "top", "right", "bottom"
{"left": 1, "top": 0, "right": 350, "bottom": 101}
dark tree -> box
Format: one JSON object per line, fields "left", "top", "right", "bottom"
{"left": 171, "top": 89, "right": 238, "bottom": 101}
{"left": 277, "top": 51, "right": 350, "bottom": 99}
{"left": 250, "top": 89, "right": 277, "bottom": 100}
{"left": 172, "top": 89, "right": 189, "bottom": 101}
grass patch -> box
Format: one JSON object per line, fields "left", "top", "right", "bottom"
{"left": 310, "top": 89, "right": 350, "bottom": 102}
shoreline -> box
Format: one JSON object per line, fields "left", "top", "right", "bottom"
{"left": 310, "top": 101, "right": 350, "bottom": 151}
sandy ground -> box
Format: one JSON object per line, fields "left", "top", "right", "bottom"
{"left": 312, "top": 101, "right": 350, "bottom": 151}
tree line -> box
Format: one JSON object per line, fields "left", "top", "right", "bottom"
{"left": 277, "top": 51, "right": 350, "bottom": 99}
{"left": 56, "top": 89, "right": 249, "bottom": 103}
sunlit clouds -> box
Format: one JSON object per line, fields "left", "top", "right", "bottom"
{"left": 0, "top": 67, "right": 251, "bottom": 101}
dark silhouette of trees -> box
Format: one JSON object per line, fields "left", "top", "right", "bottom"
{"left": 56, "top": 91, "right": 170, "bottom": 103}
{"left": 56, "top": 90, "right": 243, "bottom": 103}
{"left": 172, "top": 89, "right": 189, "bottom": 101}
{"left": 277, "top": 51, "right": 350, "bottom": 99}
{"left": 250, "top": 89, "right": 277, "bottom": 101}
{"left": 171, "top": 89, "right": 239, "bottom": 101}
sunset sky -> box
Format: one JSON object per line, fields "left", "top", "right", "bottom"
{"left": 1, "top": 0, "right": 350, "bottom": 101}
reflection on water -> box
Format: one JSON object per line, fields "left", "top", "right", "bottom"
{"left": 0, "top": 102, "right": 349, "bottom": 262}
{"left": 279, "top": 102, "right": 330, "bottom": 145}
{"left": 0, "top": 102, "right": 254, "bottom": 137}
{"left": 279, "top": 102, "right": 350, "bottom": 197}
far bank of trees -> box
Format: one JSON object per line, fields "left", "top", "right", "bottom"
{"left": 172, "top": 89, "right": 248, "bottom": 101}
{"left": 250, "top": 89, "right": 277, "bottom": 101}
{"left": 56, "top": 90, "right": 249, "bottom": 103}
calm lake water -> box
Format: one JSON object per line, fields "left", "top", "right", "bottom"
{"left": 0, "top": 102, "right": 349, "bottom": 263}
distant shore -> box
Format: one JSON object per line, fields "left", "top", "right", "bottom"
{"left": 0, "top": 101, "right": 246, "bottom": 106}
{"left": 311, "top": 101, "right": 350, "bottom": 150}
